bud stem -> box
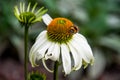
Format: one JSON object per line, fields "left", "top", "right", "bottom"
{"left": 24, "top": 25, "right": 29, "bottom": 80}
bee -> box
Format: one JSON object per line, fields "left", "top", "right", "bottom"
{"left": 69, "top": 25, "right": 79, "bottom": 34}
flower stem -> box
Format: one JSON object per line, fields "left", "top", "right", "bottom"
{"left": 54, "top": 61, "right": 59, "bottom": 80}
{"left": 24, "top": 26, "right": 29, "bottom": 80}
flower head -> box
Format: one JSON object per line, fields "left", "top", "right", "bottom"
{"left": 14, "top": 2, "right": 47, "bottom": 26}
{"left": 29, "top": 14, "right": 94, "bottom": 75}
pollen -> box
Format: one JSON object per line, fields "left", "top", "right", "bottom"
{"left": 47, "top": 18, "right": 78, "bottom": 43}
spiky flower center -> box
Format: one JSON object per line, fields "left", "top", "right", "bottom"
{"left": 47, "top": 18, "right": 78, "bottom": 43}
{"left": 19, "top": 12, "right": 36, "bottom": 25}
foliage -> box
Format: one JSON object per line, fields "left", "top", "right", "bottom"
{"left": 28, "top": 71, "right": 46, "bottom": 80}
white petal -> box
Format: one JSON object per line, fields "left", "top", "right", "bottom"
{"left": 42, "top": 59, "right": 53, "bottom": 73}
{"left": 53, "top": 43, "right": 60, "bottom": 61}
{"left": 69, "top": 39, "right": 89, "bottom": 63}
{"left": 72, "top": 34, "right": 94, "bottom": 63}
{"left": 36, "top": 41, "right": 51, "bottom": 60}
{"left": 45, "top": 43, "right": 60, "bottom": 61}
{"left": 75, "top": 33, "right": 94, "bottom": 58}
{"left": 29, "top": 32, "right": 51, "bottom": 67}
{"left": 67, "top": 42, "right": 82, "bottom": 70}
{"left": 29, "top": 31, "right": 47, "bottom": 55}
{"left": 36, "top": 31, "right": 47, "bottom": 40}
{"left": 45, "top": 42, "right": 55, "bottom": 60}
{"left": 42, "top": 14, "right": 53, "bottom": 25}
{"left": 29, "top": 41, "right": 51, "bottom": 67}
{"left": 61, "top": 44, "right": 71, "bottom": 74}
{"left": 74, "top": 33, "right": 88, "bottom": 42}
{"left": 29, "top": 51, "right": 38, "bottom": 67}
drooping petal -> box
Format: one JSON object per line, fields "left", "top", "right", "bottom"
{"left": 42, "top": 58, "right": 53, "bottom": 73}
{"left": 29, "top": 39, "right": 52, "bottom": 67}
{"left": 29, "top": 31, "right": 52, "bottom": 67}
{"left": 42, "top": 14, "right": 53, "bottom": 25}
{"left": 36, "top": 31, "right": 47, "bottom": 40}
{"left": 31, "top": 39, "right": 51, "bottom": 61}
{"left": 45, "top": 42, "right": 55, "bottom": 60}
{"left": 29, "top": 31, "right": 47, "bottom": 55}
{"left": 75, "top": 33, "right": 94, "bottom": 57}
{"left": 45, "top": 43, "right": 60, "bottom": 61}
{"left": 72, "top": 33, "right": 94, "bottom": 63}
{"left": 52, "top": 43, "right": 60, "bottom": 61}
{"left": 67, "top": 42, "right": 82, "bottom": 71}
{"left": 75, "top": 33, "right": 88, "bottom": 42}
{"left": 35, "top": 41, "right": 52, "bottom": 62}
{"left": 30, "top": 50, "right": 38, "bottom": 67}
{"left": 61, "top": 44, "right": 71, "bottom": 74}
{"left": 69, "top": 38, "right": 89, "bottom": 63}
{"left": 75, "top": 33, "right": 94, "bottom": 58}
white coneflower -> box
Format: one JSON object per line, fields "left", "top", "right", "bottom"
{"left": 29, "top": 14, "right": 94, "bottom": 75}
{"left": 14, "top": 2, "right": 47, "bottom": 26}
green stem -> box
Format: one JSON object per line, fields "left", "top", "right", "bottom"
{"left": 54, "top": 61, "right": 59, "bottom": 80}
{"left": 24, "top": 26, "right": 29, "bottom": 80}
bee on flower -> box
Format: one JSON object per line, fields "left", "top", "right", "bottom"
{"left": 14, "top": 2, "right": 47, "bottom": 26}
{"left": 29, "top": 14, "right": 94, "bottom": 75}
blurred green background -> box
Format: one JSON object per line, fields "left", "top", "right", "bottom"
{"left": 0, "top": 0, "right": 120, "bottom": 80}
